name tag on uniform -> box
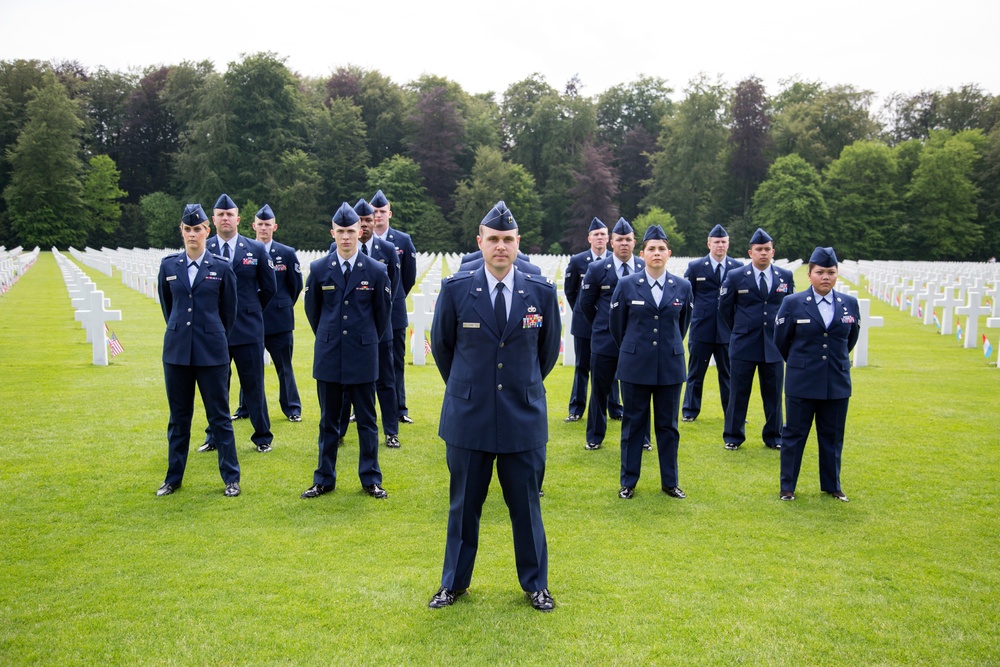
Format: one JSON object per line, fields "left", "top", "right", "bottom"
{"left": 321, "top": 285, "right": 336, "bottom": 291}
{"left": 797, "top": 319, "right": 811, "bottom": 324}
{"left": 738, "top": 289, "right": 749, "bottom": 294}
{"left": 462, "top": 322, "right": 481, "bottom": 328}
{"left": 631, "top": 300, "right": 645, "bottom": 305}
{"left": 601, "top": 285, "right": 611, "bottom": 290}
{"left": 696, "top": 277, "right": 706, "bottom": 281}
{"left": 166, "top": 275, "right": 177, "bottom": 281}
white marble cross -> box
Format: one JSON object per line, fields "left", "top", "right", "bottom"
{"left": 933, "top": 287, "right": 964, "bottom": 335}
{"left": 955, "top": 290, "right": 991, "bottom": 350}
{"left": 73, "top": 289, "right": 122, "bottom": 365}
{"left": 853, "top": 298, "right": 883, "bottom": 368}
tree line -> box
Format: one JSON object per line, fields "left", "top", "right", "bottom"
{"left": 1, "top": 54, "right": 997, "bottom": 260}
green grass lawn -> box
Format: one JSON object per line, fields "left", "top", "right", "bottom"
{"left": 1, "top": 253, "right": 997, "bottom": 666}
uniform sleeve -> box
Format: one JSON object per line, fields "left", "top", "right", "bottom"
{"left": 718, "top": 272, "right": 736, "bottom": 331}
{"left": 374, "top": 267, "right": 392, "bottom": 341}
{"left": 430, "top": 279, "right": 456, "bottom": 383}
{"left": 304, "top": 268, "right": 321, "bottom": 334}
{"left": 579, "top": 265, "right": 599, "bottom": 324}
{"left": 773, "top": 298, "right": 794, "bottom": 361}
{"left": 564, "top": 258, "right": 581, "bottom": 308}
{"left": 847, "top": 299, "right": 861, "bottom": 352}
{"left": 257, "top": 248, "right": 277, "bottom": 310}
{"left": 538, "top": 285, "right": 562, "bottom": 379}
{"left": 288, "top": 249, "right": 303, "bottom": 304}
{"left": 401, "top": 236, "right": 417, "bottom": 295}
{"left": 678, "top": 281, "right": 693, "bottom": 340}
{"left": 609, "top": 281, "right": 626, "bottom": 348}
{"left": 158, "top": 263, "right": 171, "bottom": 324}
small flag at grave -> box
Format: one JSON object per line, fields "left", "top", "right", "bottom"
{"left": 105, "top": 324, "right": 124, "bottom": 357}
{"left": 956, "top": 317, "right": 963, "bottom": 341}
{"left": 933, "top": 310, "right": 941, "bottom": 329}
{"left": 984, "top": 334, "right": 994, "bottom": 359}
{"left": 917, "top": 305, "right": 923, "bottom": 318}
{"left": 424, "top": 337, "right": 431, "bottom": 357}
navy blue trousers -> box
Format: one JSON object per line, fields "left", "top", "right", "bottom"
{"left": 315, "top": 380, "right": 381, "bottom": 488}
{"left": 620, "top": 382, "right": 681, "bottom": 489}
{"left": 164, "top": 363, "right": 239, "bottom": 486}
{"left": 780, "top": 396, "right": 849, "bottom": 494}
{"left": 441, "top": 445, "right": 547, "bottom": 593}
{"left": 682, "top": 340, "right": 731, "bottom": 419}
{"left": 724, "top": 358, "right": 783, "bottom": 447}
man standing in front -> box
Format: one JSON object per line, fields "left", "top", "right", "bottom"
{"left": 233, "top": 204, "right": 303, "bottom": 423}
{"left": 681, "top": 224, "right": 743, "bottom": 422}
{"left": 562, "top": 217, "right": 623, "bottom": 423}
{"left": 198, "top": 194, "right": 276, "bottom": 454}
{"left": 301, "top": 203, "right": 392, "bottom": 500}
{"left": 428, "top": 201, "right": 561, "bottom": 612}
{"left": 719, "top": 228, "right": 794, "bottom": 451}
{"left": 371, "top": 189, "right": 417, "bottom": 425}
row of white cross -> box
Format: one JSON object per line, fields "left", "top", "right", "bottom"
{"left": 53, "top": 248, "right": 122, "bottom": 366}
{"left": 0, "top": 245, "right": 40, "bottom": 296}
{"left": 857, "top": 259, "right": 1000, "bottom": 366}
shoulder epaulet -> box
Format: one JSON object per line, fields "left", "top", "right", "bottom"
{"left": 164, "top": 251, "right": 183, "bottom": 260}
{"left": 525, "top": 273, "right": 556, "bottom": 288}
{"left": 210, "top": 253, "right": 227, "bottom": 261}
{"left": 446, "top": 271, "right": 476, "bottom": 283}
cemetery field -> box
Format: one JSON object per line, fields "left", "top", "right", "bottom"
{"left": 1, "top": 252, "right": 998, "bottom": 667}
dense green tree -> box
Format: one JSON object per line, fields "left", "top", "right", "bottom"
{"left": 83, "top": 67, "right": 136, "bottom": 158}
{"left": 562, "top": 142, "right": 618, "bottom": 252}
{"left": 307, "top": 96, "right": 369, "bottom": 212}
{"left": 82, "top": 154, "right": 127, "bottom": 239}
{"left": 631, "top": 207, "right": 685, "bottom": 250}
{"left": 406, "top": 86, "right": 465, "bottom": 215}
{"left": 822, "top": 141, "right": 898, "bottom": 259}
{"left": 4, "top": 72, "right": 86, "bottom": 248}
{"left": 906, "top": 131, "right": 982, "bottom": 260}
{"left": 644, "top": 76, "right": 728, "bottom": 254}
{"left": 160, "top": 60, "right": 214, "bottom": 131}
{"left": 141, "top": 191, "right": 182, "bottom": 249}
{"left": 751, "top": 154, "right": 828, "bottom": 260}
{"left": 728, "top": 77, "right": 774, "bottom": 215}
{"left": 172, "top": 72, "right": 233, "bottom": 204}
{"left": 973, "top": 125, "right": 1000, "bottom": 260}
{"left": 452, "top": 145, "right": 543, "bottom": 253}
{"left": 118, "top": 67, "right": 178, "bottom": 202}
{"left": 327, "top": 66, "right": 408, "bottom": 165}
{"left": 0, "top": 60, "right": 50, "bottom": 221}
{"left": 265, "top": 149, "right": 326, "bottom": 250}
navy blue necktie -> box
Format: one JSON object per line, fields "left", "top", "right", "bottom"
{"left": 759, "top": 272, "right": 768, "bottom": 297}
{"left": 343, "top": 262, "right": 351, "bottom": 282}
{"left": 494, "top": 284, "right": 507, "bottom": 332}
{"left": 223, "top": 243, "right": 231, "bottom": 260}
{"left": 715, "top": 264, "right": 722, "bottom": 283}
{"left": 622, "top": 263, "right": 630, "bottom": 277}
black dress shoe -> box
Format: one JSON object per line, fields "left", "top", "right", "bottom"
{"left": 338, "top": 437, "right": 345, "bottom": 447}
{"left": 681, "top": 415, "right": 696, "bottom": 422}
{"left": 527, "top": 589, "right": 554, "bottom": 612}
{"left": 780, "top": 491, "right": 795, "bottom": 501}
{"left": 610, "top": 414, "right": 623, "bottom": 421}
{"left": 224, "top": 482, "right": 241, "bottom": 497}
{"left": 618, "top": 486, "right": 634, "bottom": 499}
{"left": 349, "top": 413, "right": 356, "bottom": 423}
{"left": 828, "top": 490, "right": 849, "bottom": 502}
{"left": 538, "top": 489, "right": 544, "bottom": 498}
{"left": 156, "top": 483, "right": 178, "bottom": 496}
{"left": 563, "top": 414, "right": 582, "bottom": 423}
{"left": 663, "top": 486, "right": 686, "bottom": 499}
{"left": 197, "top": 442, "right": 216, "bottom": 452}
{"left": 724, "top": 442, "right": 740, "bottom": 451}
{"left": 231, "top": 413, "right": 246, "bottom": 420}
{"left": 256, "top": 443, "right": 272, "bottom": 453}
{"left": 428, "top": 586, "right": 467, "bottom": 608}
{"left": 301, "top": 484, "right": 332, "bottom": 499}
{"left": 386, "top": 434, "right": 401, "bottom": 448}
{"left": 365, "top": 483, "right": 388, "bottom": 499}
{"left": 642, "top": 442, "right": 653, "bottom": 451}
{"left": 399, "top": 415, "right": 414, "bottom": 424}
{"left": 765, "top": 443, "right": 781, "bottom": 450}
{"left": 288, "top": 414, "right": 302, "bottom": 422}
{"left": 585, "top": 442, "right": 601, "bottom": 451}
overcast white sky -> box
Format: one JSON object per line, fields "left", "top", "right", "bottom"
{"left": 2, "top": 0, "right": 997, "bottom": 101}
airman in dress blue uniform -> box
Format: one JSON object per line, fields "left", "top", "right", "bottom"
{"left": 562, "top": 217, "right": 622, "bottom": 422}
{"left": 428, "top": 201, "right": 561, "bottom": 612}
{"left": 233, "top": 204, "right": 303, "bottom": 422}
{"left": 578, "top": 218, "right": 646, "bottom": 450}
{"left": 337, "top": 198, "right": 402, "bottom": 448}
{"left": 681, "top": 224, "right": 743, "bottom": 422}
{"left": 774, "top": 247, "right": 860, "bottom": 502}
{"left": 198, "top": 194, "right": 277, "bottom": 454}
{"left": 301, "top": 203, "right": 392, "bottom": 500}
{"left": 719, "top": 228, "right": 795, "bottom": 451}
{"left": 610, "top": 226, "right": 693, "bottom": 499}
{"left": 371, "top": 190, "right": 418, "bottom": 425}
{"left": 156, "top": 204, "right": 241, "bottom": 497}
